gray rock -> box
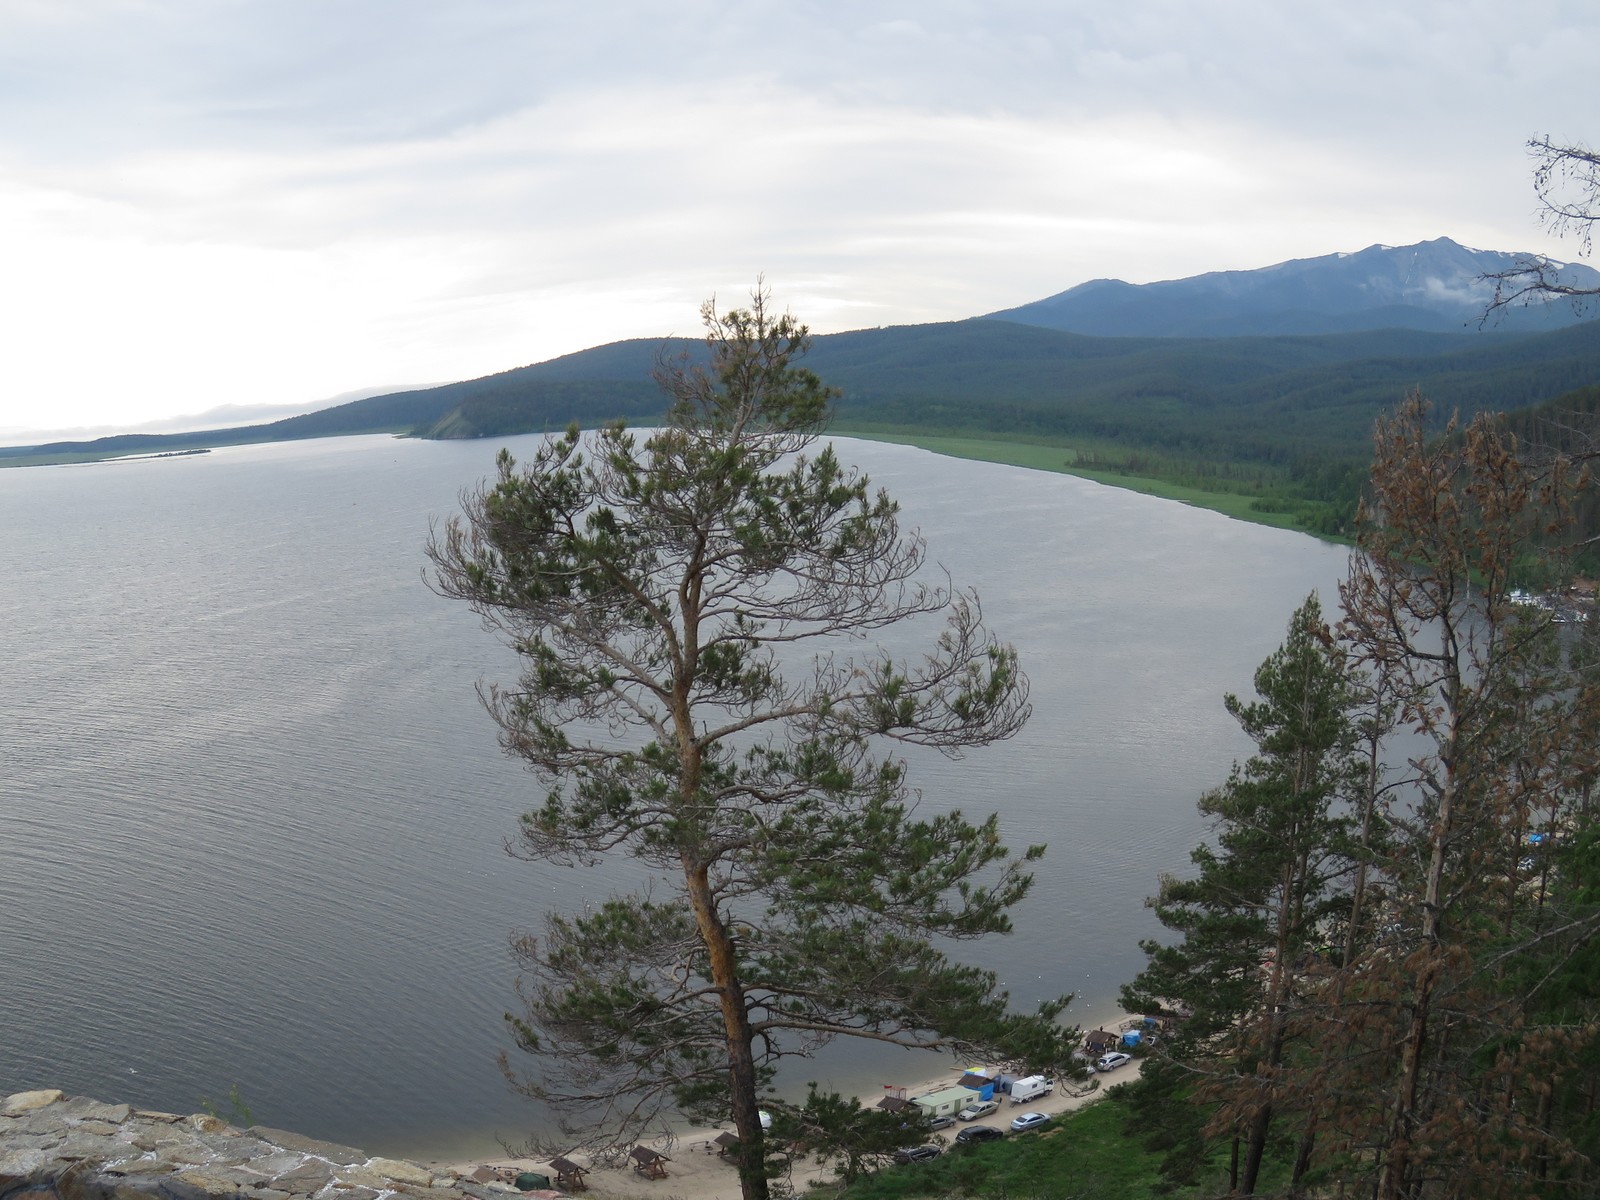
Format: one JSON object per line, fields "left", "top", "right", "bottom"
{"left": 3, "top": 1093, "right": 65, "bottom": 1117}
{"left": 242, "top": 1133, "right": 362, "bottom": 1167}
{"left": 361, "top": 1158, "right": 433, "bottom": 1187}
{"left": 228, "top": 1156, "right": 299, "bottom": 1181}
{"left": 173, "top": 1168, "right": 262, "bottom": 1193}
{"left": 162, "top": 1179, "right": 222, "bottom": 1200}
{"left": 188, "top": 1138, "right": 255, "bottom": 1166}
{"left": 2, "top": 1132, "right": 67, "bottom": 1153}
{"left": 58, "top": 1103, "right": 133, "bottom": 1127}
{"left": 100, "top": 1161, "right": 171, "bottom": 1179}
{"left": 126, "top": 1132, "right": 187, "bottom": 1155}
{"left": 147, "top": 1148, "right": 214, "bottom": 1170}
{"left": 82, "top": 1107, "right": 132, "bottom": 1128}
{"left": 452, "top": 1184, "right": 514, "bottom": 1200}
{"left": 56, "top": 1161, "right": 117, "bottom": 1200}
{"left": 12, "top": 1113, "right": 73, "bottom": 1140}
{"left": 262, "top": 1163, "right": 329, "bottom": 1191}
{"left": 56, "top": 1135, "right": 142, "bottom": 1163}
{"left": 0, "top": 1092, "right": 501, "bottom": 1200}
{"left": 108, "top": 1181, "right": 162, "bottom": 1200}
{"left": 0, "top": 1148, "right": 54, "bottom": 1176}
{"left": 325, "top": 1170, "right": 390, "bottom": 1192}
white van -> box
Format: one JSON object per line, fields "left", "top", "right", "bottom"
{"left": 1009, "top": 1075, "right": 1053, "bottom": 1105}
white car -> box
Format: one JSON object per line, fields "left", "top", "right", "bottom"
{"left": 957, "top": 1099, "right": 1000, "bottom": 1121}
{"left": 1095, "top": 1051, "right": 1132, "bottom": 1073}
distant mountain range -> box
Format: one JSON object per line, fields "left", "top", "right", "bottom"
{"left": 985, "top": 238, "right": 1600, "bottom": 337}
{"left": 5, "top": 238, "right": 1599, "bottom": 490}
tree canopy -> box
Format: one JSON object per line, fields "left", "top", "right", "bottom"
{"left": 1125, "top": 395, "right": 1600, "bottom": 1198}
{"left": 427, "top": 288, "right": 1076, "bottom": 1200}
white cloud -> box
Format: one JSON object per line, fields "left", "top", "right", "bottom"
{"left": 0, "top": 0, "right": 1597, "bottom": 434}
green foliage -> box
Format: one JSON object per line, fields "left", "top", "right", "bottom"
{"left": 1121, "top": 595, "right": 1364, "bottom": 1192}
{"left": 197, "top": 1083, "right": 255, "bottom": 1128}
{"left": 774, "top": 1085, "right": 928, "bottom": 1189}
{"left": 1111, "top": 400, "right": 1600, "bottom": 1196}
{"left": 428, "top": 289, "right": 1075, "bottom": 1200}
{"left": 824, "top": 1089, "right": 1280, "bottom": 1200}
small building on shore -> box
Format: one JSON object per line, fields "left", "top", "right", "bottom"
{"left": 911, "top": 1085, "right": 977, "bottom": 1118}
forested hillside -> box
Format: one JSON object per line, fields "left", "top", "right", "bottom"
{"left": 9, "top": 316, "right": 1600, "bottom": 547}
{"left": 396, "top": 316, "right": 1600, "bottom": 538}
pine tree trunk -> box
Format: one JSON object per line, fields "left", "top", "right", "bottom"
{"left": 1289, "top": 1111, "right": 1318, "bottom": 1196}
{"left": 1241, "top": 1104, "right": 1272, "bottom": 1195}
{"left": 1377, "top": 759, "right": 1455, "bottom": 1200}
{"left": 686, "top": 860, "right": 768, "bottom": 1200}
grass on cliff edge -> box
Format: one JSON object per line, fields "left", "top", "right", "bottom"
{"left": 811, "top": 1089, "right": 1241, "bottom": 1200}
{"left": 830, "top": 429, "right": 1328, "bottom": 537}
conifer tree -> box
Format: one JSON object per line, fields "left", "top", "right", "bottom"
{"left": 1123, "top": 593, "right": 1362, "bottom": 1193}
{"left": 1307, "top": 395, "right": 1600, "bottom": 1199}
{"left": 427, "top": 287, "right": 1075, "bottom": 1200}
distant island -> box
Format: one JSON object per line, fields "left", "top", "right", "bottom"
{"left": 104, "top": 447, "right": 212, "bottom": 464}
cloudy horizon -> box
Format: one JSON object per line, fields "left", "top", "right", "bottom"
{"left": 3, "top": 1, "right": 1597, "bottom": 440}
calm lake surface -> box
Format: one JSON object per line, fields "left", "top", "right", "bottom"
{"left": 0, "top": 433, "right": 1349, "bottom": 1160}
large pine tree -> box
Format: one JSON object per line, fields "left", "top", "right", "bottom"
{"left": 427, "top": 288, "right": 1077, "bottom": 1200}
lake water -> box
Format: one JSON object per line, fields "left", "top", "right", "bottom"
{"left": 0, "top": 433, "right": 1349, "bottom": 1161}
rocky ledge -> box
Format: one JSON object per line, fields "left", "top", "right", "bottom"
{"left": 0, "top": 1090, "right": 508, "bottom": 1200}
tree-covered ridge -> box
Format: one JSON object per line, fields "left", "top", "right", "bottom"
{"left": 10, "top": 301, "right": 1599, "bottom": 555}
{"left": 395, "top": 317, "right": 1600, "bottom": 464}
{"left": 395, "top": 316, "right": 1600, "bottom": 542}
{"left": 10, "top": 318, "right": 1597, "bottom": 473}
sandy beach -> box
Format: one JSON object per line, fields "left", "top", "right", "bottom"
{"left": 442, "top": 1022, "right": 1149, "bottom": 1200}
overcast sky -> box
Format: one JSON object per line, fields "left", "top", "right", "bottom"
{"left": 4, "top": 0, "right": 1597, "bottom": 440}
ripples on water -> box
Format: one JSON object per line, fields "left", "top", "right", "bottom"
{"left": 0, "top": 433, "right": 1349, "bottom": 1159}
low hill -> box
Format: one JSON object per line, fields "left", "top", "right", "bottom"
{"left": 6, "top": 257, "right": 1599, "bottom": 548}
{"left": 402, "top": 317, "right": 1600, "bottom": 469}
{"left": 11, "top": 318, "right": 1600, "bottom": 496}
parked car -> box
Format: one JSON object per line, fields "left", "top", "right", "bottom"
{"left": 1009, "top": 1111, "right": 1051, "bottom": 1133}
{"left": 1095, "top": 1051, "right": 1132, "bottom": 1073}
{"left": 957, "top": 1099, "right": 1000, "bottom": 1121}
{"left": 954, "top": 1125, "right": 1005, "bottom": 1144}
{"left": 893, "top": 1145, "right": 942, "bottom": 1165}
{"left": 928, "top": 1114, "right": 956, "bottom": 1131}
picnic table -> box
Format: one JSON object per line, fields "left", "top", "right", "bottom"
{"left": 547, "top": 1157, "right": 588, "bottom": 1191}
{"left": 630, "top": 1146, "right": 670, "bottom": 1179}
